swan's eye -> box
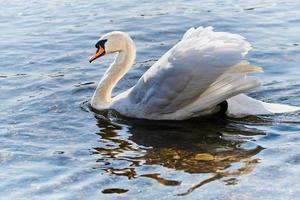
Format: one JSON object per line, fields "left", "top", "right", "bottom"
{"left": 95, "top": 39, "right": 108, "bottom": 49}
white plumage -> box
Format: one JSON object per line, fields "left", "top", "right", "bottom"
{"left": 89, "top": 26, "right": 300, "bottom": 120}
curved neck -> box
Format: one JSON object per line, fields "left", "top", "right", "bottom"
{"left": 91, "top": 40, "right": 136, "bottom": 109}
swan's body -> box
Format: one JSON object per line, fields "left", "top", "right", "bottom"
{"left": 89, "top": 27, "right": 300, "bottom": 120}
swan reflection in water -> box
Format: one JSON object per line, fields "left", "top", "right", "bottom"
{"left": 92, "top": 111, "right": 265, "bottom": 195}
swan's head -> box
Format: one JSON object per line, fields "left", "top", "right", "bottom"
{"left": 89, "top": 31, "right": 133, "bottom": 63}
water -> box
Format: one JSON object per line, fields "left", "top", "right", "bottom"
{"left": 1, "top": 0, "right": 300, "bottom": 199}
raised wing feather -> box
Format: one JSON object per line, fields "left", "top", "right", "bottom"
{"left": 129, "top": 27, "right": 254, "bottom": 115}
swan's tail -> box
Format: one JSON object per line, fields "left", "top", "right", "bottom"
{"left": 227, "top": 94, "right": 300, "bottom": 117}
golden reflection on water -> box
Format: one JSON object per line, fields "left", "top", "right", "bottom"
{"left": 92, "top": 112, "right": 265, "bottom": 195}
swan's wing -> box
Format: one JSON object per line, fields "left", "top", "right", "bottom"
{"left": 129, "top": 27, "right": 259, "bottom": 116}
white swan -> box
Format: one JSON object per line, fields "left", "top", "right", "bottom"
{"left": 89, "top": 26, "right": 300, "bottom": 120}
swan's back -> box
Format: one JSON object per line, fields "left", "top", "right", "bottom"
{"left": 114, "top": 27, "right": 262, "bottom": 120}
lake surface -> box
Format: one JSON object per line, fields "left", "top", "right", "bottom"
{"left": 1, "top": 0, "right": 300, "bottom": 199}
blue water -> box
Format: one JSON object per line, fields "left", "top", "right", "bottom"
{"left": 1, "top": 0, "right": 300, "bottom": 199}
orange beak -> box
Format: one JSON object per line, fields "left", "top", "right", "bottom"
{"left": 89, "top": 47, "right": 105, "bottom": 63}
